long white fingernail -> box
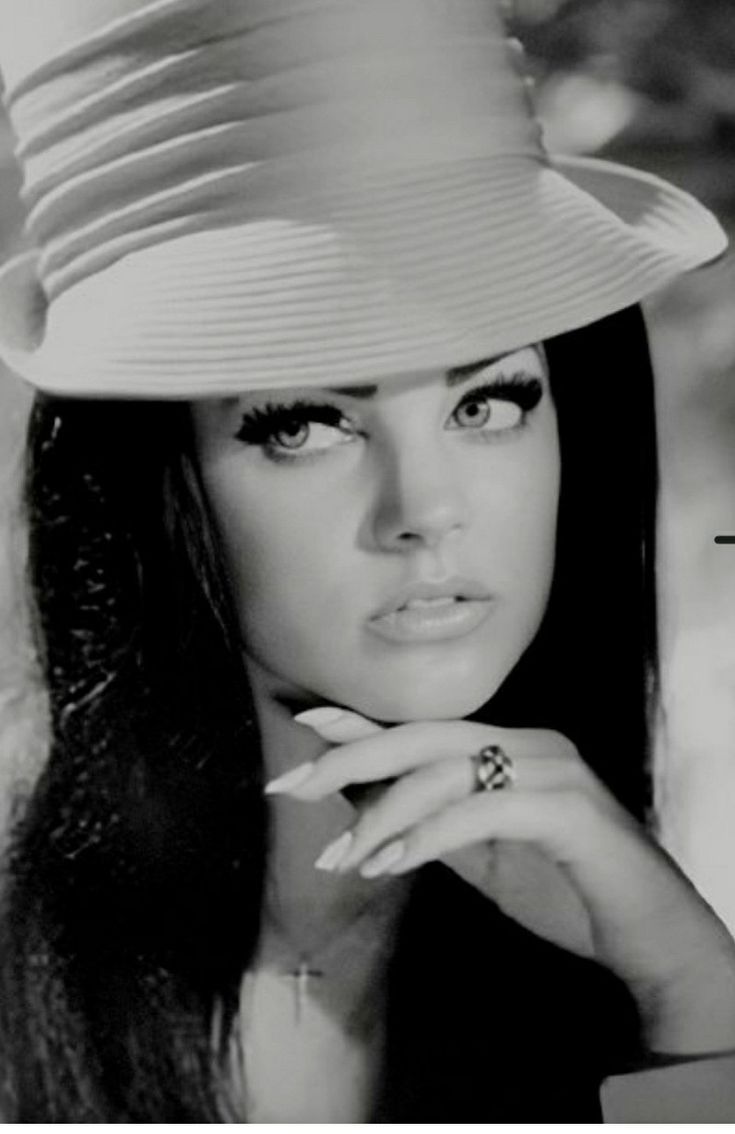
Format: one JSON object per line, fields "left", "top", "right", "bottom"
{"left": 297, "top": 708, "right": 382, "bottom": 742}
{"left": 315, "top": 831, "right": 354, "bottom": 872}
{"left": 294, "top": 707, "right": 345, "bottom": 728}
{"left": 264, "top": 762, "right": 315, "bottom": 795}
{"left": 360, "top": 840, "right": 406, "bottom": 878}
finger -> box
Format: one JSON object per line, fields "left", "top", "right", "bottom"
{"left": 294, "top": 707, "right": 386, "bottom": 743}
{"left": 335, "top": 757, "right": 475, "bottom": 873}
{"left": 290, "top": 724, "right": 589, "bottom": 804}
{"left": 293, "top": 708, "right": 388, "bottom": 809}
{"left": 271, "top": 715, "right": 595, "bottom": 808}
{"left": 276, "top": 719, "right": 494, "bottom": 800}
{"left": 318, "top": 745, "right": 597, "bottom": 873}
{"left": 265, "top": 710, "right": 385, "bottom": 795}
{"left": 360, "top": 788, "right": 579, "bottom": 876}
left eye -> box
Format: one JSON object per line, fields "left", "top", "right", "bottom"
{"left": 272, "top": 419, "right": 351, "bottom": 452}
{"left": 449, "top": 394, "right": 523, "bottom": 432}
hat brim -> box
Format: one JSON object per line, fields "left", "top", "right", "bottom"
{"left": 0, "top": 153, "right": 726, "bottom": 398}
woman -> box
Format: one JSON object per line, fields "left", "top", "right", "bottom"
{"left": 0, "top": 0, "right": 734, "bottom": 1122}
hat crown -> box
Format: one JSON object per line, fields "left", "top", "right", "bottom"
{"left": 0, "top": 0, "right": 544, "bottom": 301}
{"left": 0, "top": 1, "right": 725, "bottom": 398}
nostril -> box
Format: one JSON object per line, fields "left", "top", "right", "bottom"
{"left": 370, "top": 469, "right": 470, "bottom": 552}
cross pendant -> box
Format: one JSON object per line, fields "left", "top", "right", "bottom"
{"left": 289, "top": 959, "right": 324, "bottom": 1023}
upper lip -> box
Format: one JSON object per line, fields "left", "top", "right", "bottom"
{"left": 371, "top": 577, "right": 493, "bottom": 619}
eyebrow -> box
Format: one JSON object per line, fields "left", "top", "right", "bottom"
{"left": 329, "top": 350, "right": 526, "bottom": 399}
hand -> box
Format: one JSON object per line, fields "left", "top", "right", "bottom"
{"left": 267, "top": 707, "right": 735, "bottom": 1057}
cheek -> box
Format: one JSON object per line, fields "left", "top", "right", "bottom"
{"left": 510, "top": 467, "right": 558, "bottom": 606}
{"left": 200, "top": 462, "right": 346, "bottom": 665}
{"left": 473, "top": 431, "right": 560, "bottom": 606}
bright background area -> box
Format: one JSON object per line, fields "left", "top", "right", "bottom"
{"left": 0, "top": 0, "right": 734, "bottom": 928}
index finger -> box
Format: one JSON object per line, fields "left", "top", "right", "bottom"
{"left": 284, "top": 718, "right": 498, "bottom": 800}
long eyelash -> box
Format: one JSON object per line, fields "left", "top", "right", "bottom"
{"left": 235, "top": 400, "right": 344, "bottom": 445}
{"left": 235, "top": 373, "right": 542, "bottom": 447}
{"left": 456, "top": 372, "right": 543, "bottom": 414}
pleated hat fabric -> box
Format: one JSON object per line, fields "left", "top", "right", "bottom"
{"left": 0, "top": 0, "right": 726, "bottom": 397}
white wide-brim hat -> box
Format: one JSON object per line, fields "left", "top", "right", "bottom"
{"left": 0, "top": 0, "right": 726, "bottom": 398}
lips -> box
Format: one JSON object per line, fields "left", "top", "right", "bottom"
{"left": 367, "top": 577, "right": 495, "bottom": 645}
{"left": 371, "top": 577, "right": 493, "bottom": 620}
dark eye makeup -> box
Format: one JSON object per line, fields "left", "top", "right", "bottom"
{"left": 234, "top": 400, "right": 350, "bottom": 448}
{"left": 234, "top": 371, "right": 544, "bottom": 455}
{"left": 453, "top": 375, "right": 543, "bottom": 419}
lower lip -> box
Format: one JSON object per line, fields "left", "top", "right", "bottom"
{"left": 367, "top": 599, "right": 494, "bottom": 644}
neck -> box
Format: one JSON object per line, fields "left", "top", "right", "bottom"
{"left": 246, "top": 660, "right": 411, "bottom": 956}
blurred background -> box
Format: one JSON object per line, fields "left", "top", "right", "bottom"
{"left": 0, "top": 0, "right": 734, "bottom": 928}
{"left": 510, "top": 0, "right": 735, "bottom": 934}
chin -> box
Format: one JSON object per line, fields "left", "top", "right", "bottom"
{"left": 341, "top": 672, "right": 502, "bottom": 724}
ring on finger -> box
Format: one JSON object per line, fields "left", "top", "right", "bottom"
{"left": 471, "top": 744, "right": 516, "bottom": 792}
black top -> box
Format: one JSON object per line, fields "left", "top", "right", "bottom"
{"left": 373, "top": 864, "right": 642, "bottom": 1121}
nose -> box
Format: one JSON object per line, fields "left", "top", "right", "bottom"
{"left": 369, "top": 441, "right": 471, "bottom": 552}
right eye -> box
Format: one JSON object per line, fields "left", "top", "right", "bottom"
{"left": 235, "top": 401, "right": 359, "bottom": 461}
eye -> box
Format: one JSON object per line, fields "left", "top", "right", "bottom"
{"left": 451, "top": 393, "right": 522, "bottom": 432}
{"left": 448, "top": 376, "right": 543, "bottom": 435}
{"left": 272, "top": 418, "right": 350, "bottom": 453}
{"left": 235, "top": 401, "right": 358, "bottom": 459}
{"left": 271, "top": 418, "right": 317, "bottom": 451}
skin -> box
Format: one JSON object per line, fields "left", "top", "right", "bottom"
{"left": 193, "top": 346, "right": 735, "bottom": 1062}
{"left": 192, "top": 345, "right": 558, "bottom": 722}
{"left": 280, "top": 710, "right": 735, "bottom": 1054}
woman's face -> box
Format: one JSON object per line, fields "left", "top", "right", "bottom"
{"left": 192, "top": 346, "right": 560, "bottom": 721}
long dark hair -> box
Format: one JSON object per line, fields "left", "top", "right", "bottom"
{"left": 0, "top": 306, "right": 657, "bottom": 1121}
{"left": 484, "top": 305, "right": 658, "bottom": 814}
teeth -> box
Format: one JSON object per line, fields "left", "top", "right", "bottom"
{"left": 404, "top": 596, "right": 457, "bottom": 610}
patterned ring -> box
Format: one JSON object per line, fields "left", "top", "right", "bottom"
{"left": 472, "top": 744, "right": 515, "bottom": 792}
